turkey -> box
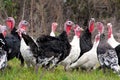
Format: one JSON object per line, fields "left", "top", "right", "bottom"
{"left": 68, "top": 32, "right": 100, "bottom": 71}
{"left": 16, "top": 20, "right": 35, "bottom": 67}
{"left": 79, "top": 18, "right": 95, "bottom": 57}
{"left": 22, "top": 20, "right": 74, "bottom": 70}
{"left": 0, "top": 35, "right": 7, "bottom": 70}
{"left": 97, "top": 22, "right": 120, "bottom": 74}
{"left": 50, "top": 22, "right": 58, "bottom": 37}
{"left": 0, "top": 25, "right": 7, "bottom": 37}
{"left": 5, "top": 17, "right": 15, "bottom": 31}
{"left": 0, "top": 27, "right": 8, "bottom": 70}
{"left": 35, "top": 20, "right": 74, "bottom": 69}
{"left": 0, "top": 25, "right": 10, "bottom": 53}
{"left": 107, "top": 23, "right": 120, "bottom": 66}
{"left": 61, "top": 24, "right": 83, "bottom": 70}
{"left": 5, "top": 17, "right": 24, "bottom": 66}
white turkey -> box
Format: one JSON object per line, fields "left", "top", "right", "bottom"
{"left": 107, "top": 23, "right": 120, "bottom": 66}
{"left": 61, "top": 24, "right": 83, "bottom": 70}
{"left": 68, "top": 32, "right": 100, "bottom": 71}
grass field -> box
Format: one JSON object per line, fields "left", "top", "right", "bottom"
{"left": 0, "top": 58, "right": 119, "bottom": 80}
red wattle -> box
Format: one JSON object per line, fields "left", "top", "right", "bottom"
{"left": 97, "top": 22, "right": 104, "bottom": 34}
{"left": 95, "top": 36, "right": 100, "bottom": 42}
{"left": 75, "top": 31, "right": 81, "bottom": 38}
{"left": 6, "top": 21, "right": 13, "bottom": 30}
{"left": 66, "top": 25, "right": 71, "bottom": 35}
{"left": 89, "top": 22, "right": 94, "bottom": 33}
{"left": 21, "top": 25, "right": 27, "bottom": 31}
{"left": 108, "top": 27, "right": 112, "bottom": 39}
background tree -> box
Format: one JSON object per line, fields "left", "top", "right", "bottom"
{"left": 0, "top": 0, "right": 120, "bottom": 39}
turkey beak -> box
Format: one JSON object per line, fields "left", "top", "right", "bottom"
{"left": 56, "top": 23, "right": 58, "bottom": 26}
{"left": 16, "top": 29, "right": 19, "bottom": 32}
{"left": 80, "top": 27, "right": 84, "bottom": 31}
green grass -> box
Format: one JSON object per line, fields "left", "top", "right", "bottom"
{"left": 0, "top": 58, "right": 119, "bottom": 80}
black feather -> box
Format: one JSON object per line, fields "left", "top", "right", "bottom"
{"left": 115, "top": 45, "right": 120, "bottom": 65}
{"left": 97, "top": 33, "right": 119, "bottom": 73}
{"left": 22, "top": 30, "right": 71, "bottom": 69}
{"left": 0, "top": 33, "right": 5, "bottom": 47}
{"left": 21, "top": 33, "right": 39, "bottom": 56}
{"left": 34, "top": 31, "right": 71, "bottom": 68}
{"left": 5, "top": 28, "right": 24, "bottom": 65}
{"left": 80, "top": 28, "right": 93, "bottom": 57}
{"left": 0, "top": 34, "right": 7, "bottom": 70}
{"left": 11, "top": 27, "right": 21, "bottom": 40}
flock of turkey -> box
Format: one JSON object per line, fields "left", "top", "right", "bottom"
{"left": 0, "top": 17, "right": 120, "bottom": 76}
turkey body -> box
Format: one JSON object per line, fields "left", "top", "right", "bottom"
{"left": 5, "top": 27, "right": 24, "bottom": 65}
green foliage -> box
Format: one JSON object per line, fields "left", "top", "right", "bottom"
{"left": 3, "top": 0, "right": 17, "bottom": 17}
{"left": 64, "top": 0, "right": 120, "bottom": 27}
{"left": 0, "top": 0, "right": 120, "bottom": 34}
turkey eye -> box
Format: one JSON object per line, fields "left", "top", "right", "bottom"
{"left": 24, "top": 21, "right": 27, "bottom": 24}
{"left": 68, "top": 22, "right": 71, "bottom": 24}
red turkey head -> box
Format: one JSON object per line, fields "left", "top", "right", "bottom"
{"left": 95, "top": 32, "right": 100, "bottom": 43}
{"left": 0, "top": 25, "right": 7, "bottom": 37}
{"left": 74, "top": 24, "right": 84, "bottom": 38}
{"left": 107, "top": 23, "right": 112, "bottom": 39}
{"left": 5, "top": 17, "right": 15, "bottom": 30}
{"left": 64, "top": 20, "right": 75, "bottom": 35}
{"left": 88, "top": 18, "right": 95, "bottom": 33}
{"left": 97, "top": 22, "right": 104, "bottom": 34}
{"left": 16, "top": 20, "right": 29, "bottom": 37}
{"left": 51, "top": 22, "right": 58, "bottom": 32}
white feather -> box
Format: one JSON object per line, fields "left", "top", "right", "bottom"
{"left": 61, "top": 35, "right": 80, "bottom": 69}
{"left": 107, "top": 34, "right": 120, "bottom": 48}
{"left": 68, "top": 39, "right": 99, "bottom": 70}
{"left": 50, "top": 31, "right": 55, "bottom": 37}
{"left": 20, "top": 38, "right": 36, "bottom": 67}
{"left": 0, "top": 52, "right": 7, "bottom": 69}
